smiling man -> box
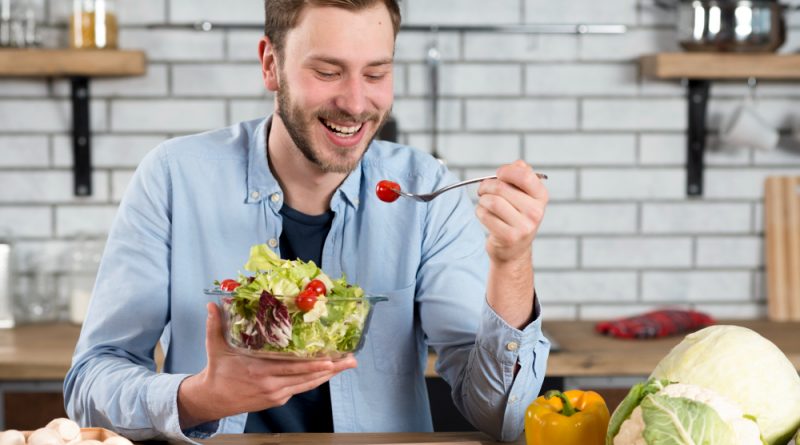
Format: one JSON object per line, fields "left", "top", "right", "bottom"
{"left": 63, "top": 0, "right": 551, "bottom": 443}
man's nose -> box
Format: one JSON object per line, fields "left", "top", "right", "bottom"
{"left": 334, "top": 76, "right": 367, "bottom": 118}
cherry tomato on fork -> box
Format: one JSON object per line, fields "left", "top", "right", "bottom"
{"left": 220, "top": 279, "right": 240, "bottom": 292}
{"left": 295, "top": 288, "right": 319, "bottom": 312}
{"left": 375, "top": 180, "right": 401, "bottom": 203}
{"left": 305, "top": 279, "right": 327, "bottom": 296}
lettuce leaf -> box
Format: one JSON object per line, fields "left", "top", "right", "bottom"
{"left": 607, "top": 379, "right": 670, "bottom": 445}
{"left": 640, "top": 394, "right": 738, "bottom": 445}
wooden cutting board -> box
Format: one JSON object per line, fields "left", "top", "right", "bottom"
{"left": 765, "top": 176, "right": 800, "bottom": 321}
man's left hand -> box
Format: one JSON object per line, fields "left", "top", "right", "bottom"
{"left": 476, "top": 160, "right": 548, "bottom": 265}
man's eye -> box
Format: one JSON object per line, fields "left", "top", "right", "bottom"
{"left": 316, "top": 71, "right": 337, "bottom": 79}
{"left": 366, "top": 73, "right": 387, "bottom": 81}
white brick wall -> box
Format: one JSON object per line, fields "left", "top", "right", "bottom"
{"left": 466, "top": 99, "right": 577, "bottom": 130}
{"left": 0, "top": 0, "right": 797, "bottom": 321}
{"left": 525, "top": 0, "right": 638, "bottom": 25}
{"left": 583, "top": 237, "right": 693, "bottom": 268}
{"left": 525, "top": 64, "right": 638, "bottom": 96}
{"left": 464, "top": 34, "right": 578, "bottom": 62}
{"left": 111, "top": 100, "right": 226, "bottom": 132}
{"left": 0, "top": 136, "right": 49, "bottom": 167}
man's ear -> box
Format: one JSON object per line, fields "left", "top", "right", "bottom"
{"left": 259, "top": 36, "right": 279, "bottom": 92}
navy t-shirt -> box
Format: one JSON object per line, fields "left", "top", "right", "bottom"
{"left": 243, "top": 204, "right": 335, "bottom": 433}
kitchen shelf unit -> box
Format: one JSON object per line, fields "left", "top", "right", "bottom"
{"left": 0, "top": 49, "right": 146, "bottom": 196}
{"left": 640, "top": 52, "right": 800, "bottom": 197}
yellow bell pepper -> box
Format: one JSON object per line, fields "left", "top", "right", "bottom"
{"left": 524, "top": 389, "right": 610, "bottom": 445}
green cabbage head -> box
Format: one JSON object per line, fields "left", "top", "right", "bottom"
{"left": 650, "top": 325, "right": 800, "bottom": 445}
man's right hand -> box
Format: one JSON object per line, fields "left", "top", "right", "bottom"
{"left": 177, "top": 303, "right": 357, "bottom": 429}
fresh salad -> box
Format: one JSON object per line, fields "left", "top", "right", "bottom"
{"left": 211, "top": 244, "right": 370, "bottom": 358}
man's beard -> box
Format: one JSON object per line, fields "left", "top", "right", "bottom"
{"left": 275, "top": 74, "right": 390, "bottom": 174}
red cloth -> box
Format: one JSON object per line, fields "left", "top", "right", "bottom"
{"left": 595, "top": 309, "right": 716, "bottom": 339}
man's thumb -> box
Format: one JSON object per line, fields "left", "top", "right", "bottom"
{"left": 205, "top": 302, "right": 227, "bottom": 354}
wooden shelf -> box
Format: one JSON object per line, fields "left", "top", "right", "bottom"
{"left": 641, "top": 52, "right": 800, "bottom": 80}
{"left": 0, "top": 49, "right": 146, "bottom": 78}
{"left": 640, "top": 52, "right": 800, "bottom": 197}
{"left": 0, "top": 49, "right": 146, "bottom": 196}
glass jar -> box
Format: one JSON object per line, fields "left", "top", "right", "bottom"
{"left": 69, "top": 0, "right": 117, "bottom": 49}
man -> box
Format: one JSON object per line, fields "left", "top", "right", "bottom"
{"left": 64, "top": 0, "right": 550, "bottom": 442}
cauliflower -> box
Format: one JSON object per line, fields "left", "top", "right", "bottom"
{"left": 613, "top": 383, "right": 761, "bottom": 445}
{"left": 608, "top": 379, "right": 763, "bottom": 445}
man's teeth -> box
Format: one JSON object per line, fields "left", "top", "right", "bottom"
{"left": 323, "top": 119, "right": 362, "bottom": 136}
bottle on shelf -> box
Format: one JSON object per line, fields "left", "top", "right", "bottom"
{"left": 69, "top": 0, "right": 117, "bottom": 49}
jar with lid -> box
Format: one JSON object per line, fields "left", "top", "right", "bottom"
{"left": 69, "top": 0, "right": 118, "bottom": 49}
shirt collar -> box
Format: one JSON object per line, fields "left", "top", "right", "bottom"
{"left": 245, "top": 116, "right": 282, "bottom": 205}
{"left": 246, "top": 115, "right": 363, "bottom": 210}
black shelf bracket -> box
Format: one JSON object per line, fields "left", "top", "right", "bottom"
{"left": 686, "top": 79, "right": 711, "bottom": 197}
{"left": 71, "top": 76, "right": 92, "bottom": 196}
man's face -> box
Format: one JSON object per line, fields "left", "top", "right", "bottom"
{"left": 273, "top": 4, "right": 395, "bottom": 174}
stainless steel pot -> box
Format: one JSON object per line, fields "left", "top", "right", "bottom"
{"left": 676, "top": 0, "right": 786, "bottom": 52}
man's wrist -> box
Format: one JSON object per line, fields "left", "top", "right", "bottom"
{"left": 177, "top": 372, "right": 215, "bottom": 430}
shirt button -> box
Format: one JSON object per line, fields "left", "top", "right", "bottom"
{"left": 250, "top": 191, "right": 260, "bottom": 200}
{"left": 270, "top": 193, "right": 281, "bottom": 203}
{"left": 506, "top": 341, "right": 519, "bottom": 351}
{"left": 268, "top": 238, "right": 278, "bottom": 248}
{"left": 508, "top": 395, "right": 519, "bottom": 404}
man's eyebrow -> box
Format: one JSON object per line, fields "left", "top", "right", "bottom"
{"left": 308, "top": 55, "right": 394, "bottom": 67}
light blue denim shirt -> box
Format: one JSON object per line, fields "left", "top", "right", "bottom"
{"left": 64, "top": 117, "right": 550, "bottom": 443}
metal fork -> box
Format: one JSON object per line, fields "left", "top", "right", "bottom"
{"left": 395, "top": 173, "right": 548, "bottom": 202}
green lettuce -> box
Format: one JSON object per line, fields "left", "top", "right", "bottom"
{"left": 220, "top": 243, "right": 369, "bottom": 357}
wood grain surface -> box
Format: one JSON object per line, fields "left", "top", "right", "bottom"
{"left": 641, "top": 53, "right": 800, "bottom": 80}
{"left": 765, "top": 176, "right": 800, "bottom": 321}
{"left": 0, "top": 49, "right": 146, "bottom": 77}
{"left": 3, "top": 320, "right": 800, "bottom": 380}
{"left": 195, "top": 432, "right": 518, "bottom": 445}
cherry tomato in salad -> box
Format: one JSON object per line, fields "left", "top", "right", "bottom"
{"left": 220, "top": 279, "right": 240, "bottom": 292}
{"left": 376, "top": 180, "right": 401, "bottom": 203}
{"left": 295, "top": 288, "right": 318, "bottom": 312}
{"left": 305, "top": 279, "right": 327, "bottom": 296}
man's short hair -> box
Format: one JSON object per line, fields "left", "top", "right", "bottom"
{"left": 264, "top": 0, "right": 401, "bottom": 57}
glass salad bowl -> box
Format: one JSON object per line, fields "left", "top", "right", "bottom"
{"left": 205, "top": 287, "right": 387, "bottom": 360}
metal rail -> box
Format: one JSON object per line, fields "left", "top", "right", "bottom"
{"left": 149, "top": 22, "right": 628, "bottom": 35}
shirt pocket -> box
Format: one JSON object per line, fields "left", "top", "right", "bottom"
{"left": 367, "top": 282, "right": 416, "bottom": 375}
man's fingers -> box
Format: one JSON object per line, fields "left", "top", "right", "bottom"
{"left": 281, "top": 369, "right": 349, "bottom": 399}
{"left": 493, "top": 160, "right": 548, "bottom": 201}
{"left": 260, "top": 356, "right": 356, "bottom": 377}
{"left": 476, "top": 193, "right": 526, "bottom": 231}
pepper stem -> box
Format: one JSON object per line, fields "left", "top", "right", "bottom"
{"left": 544, "top": 390, "right": 579, "bottom": 416}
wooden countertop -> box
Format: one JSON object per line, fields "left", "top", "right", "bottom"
{"left": 3, "top": 320, "right": 800, "bottom": 380}
{"left": 195, "top": 432, "right": 520, "bottom": 445}
{"left": 540, "top": 320, "right": 800, "bottom": 376}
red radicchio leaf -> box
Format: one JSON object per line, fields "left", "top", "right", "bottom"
{"left": 255, "top": 290, "right": 292, "bottom": 348}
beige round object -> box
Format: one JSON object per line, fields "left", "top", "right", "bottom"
{"left": 102, "top": 437, "right": 132, "bottom": 445}
{"left": 46, "top": 418, "right": 82, "bottom": 443}
{"left": 27, "top": 428, "right": 64, "bottom": 445}
{"left": 76, "top": 440, "right": 103, "bottom": 445}
{"left": 0, "top": 430, "right": 26, "bottom": 445}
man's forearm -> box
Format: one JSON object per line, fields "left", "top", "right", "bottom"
{"left": 486, "top": 254, "right": 535, "bottom": 330}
